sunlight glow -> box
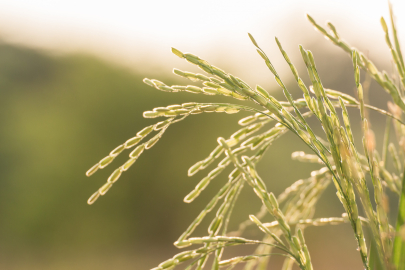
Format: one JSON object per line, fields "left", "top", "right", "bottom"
{"left": 0, "top": 0, "right": 403, "bottom": 75}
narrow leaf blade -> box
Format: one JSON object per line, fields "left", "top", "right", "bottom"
{"left": 393, "top": 168, "right": 405, "bottom": 269}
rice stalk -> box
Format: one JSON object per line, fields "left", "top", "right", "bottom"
{"left": 85, "top": 3, "right": 405, "bottom": 269}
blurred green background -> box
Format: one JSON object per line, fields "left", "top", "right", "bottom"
{"left": 0, "top": 38, "right": 397, "bottom": 270}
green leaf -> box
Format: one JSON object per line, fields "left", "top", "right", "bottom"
{"left": 369, "top": 239, "right": 384, "bottom": 270}
{"left": 392, "top": 167, "right": 405, "bottom": 269}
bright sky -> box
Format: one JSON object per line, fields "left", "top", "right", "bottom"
{"left": 0, "top": 0, "right": 403, "bottom": 79}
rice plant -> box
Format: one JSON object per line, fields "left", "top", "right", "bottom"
{"left": 85, "top": 3, "right": 405, "bottom": 270}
